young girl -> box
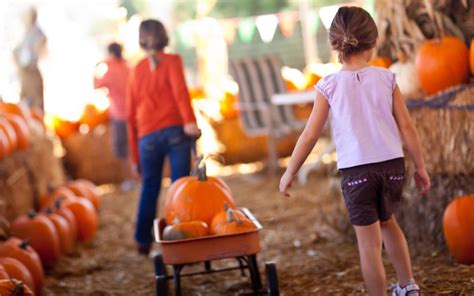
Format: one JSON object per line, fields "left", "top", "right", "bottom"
{"left": 279, "top": 7, "right": 430, "bottom": 296}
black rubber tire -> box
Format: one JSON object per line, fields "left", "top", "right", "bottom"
{"left": 265, "top": 262, "right": 279, "bottom": 296}
{"left": 154, "top": 254, "right": 168, "bottom": 296}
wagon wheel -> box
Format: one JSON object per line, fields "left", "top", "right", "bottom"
{"left": 154, "top": 254, "right": 168, "bottom": 296}
{"left": 265, "top": 262, "right": 279, "bottom": 296}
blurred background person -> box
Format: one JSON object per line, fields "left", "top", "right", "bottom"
{"left": 127, "top": 19, "right": 200, "bottom": 255}
{"left": 94, "top": 42, "right": 135, "bottom": 191}
{"left": 13, "top": 6, "right": 47, "bottom": 110}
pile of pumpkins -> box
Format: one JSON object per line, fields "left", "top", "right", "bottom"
{"left": 0, "top": 101, "right": 43, "bottom": 160}
{"left": 0, "top": 179, "right": 99, "bottom": 295}
{"left": 370, "top": 36, "right": 474, "bottom": 98}
{"left": 162, "top": 159, "right": 256, "bottom": 241}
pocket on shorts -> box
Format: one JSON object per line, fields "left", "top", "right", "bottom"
{"left": 384, "top": 171, "right": 405, "bottom": 200}
{"left": 341, "top": 174, "right": 371, "bottom": 204}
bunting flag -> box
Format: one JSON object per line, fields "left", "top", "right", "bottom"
{"left": 237, "top": 17, "right": 256, "bottom": 43}
{"left": 278, "top": 12, "right": 298, "bottom": 38}
{"left": 220, "top": 18, "right": 238, "bottom": 44}
{"left": 319, "top": 5, "right": 339, "bottom": 30}
{"left": 256, "top": 14, "right": 278, "bottom": 43}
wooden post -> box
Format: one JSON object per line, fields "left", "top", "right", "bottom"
{"left": 299, "top": 0, "right": 320, "bottom": 65}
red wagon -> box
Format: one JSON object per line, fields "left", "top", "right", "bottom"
{"left": 153, "top": 208, "right": 280, "bottom": 295}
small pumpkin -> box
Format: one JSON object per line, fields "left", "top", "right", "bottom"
{"left": 416, "top": 36, "right": 470, "bottom": 95}
{"left": 0, "top": 238, "right": 44, "bottom": 295}
{"left": 52, "top": 199, "right": 78, "bottom": 245}
{"left": 0, "top": 279, "right": 34, "bottom": 296}
{"left": 164, "top": 162, "right": 236, "bottom": 226}
{"left": 443, "top": 194, "right": 474, "bottom": 264}
{"left": 388, "top": 51, "right": 422, "bottom": 99}
{"left": 66, "top": 180, "right": 100, "bottom": 210}
{"left": 0, "top": 102, "right": 31, "bottom": 121}
{"left": 44, "top": 208, "right": 75, "bottom": 254}
{"left": 0, "top": 257, "right": 35, "bottom": 293}
{"left": 62, "top": 198, "right": 98, "bottom": 242}
{"left": 0, "top": 118, "right": 17, "bottom": 154}
{"left": 10, "top": 211, "right": 61, "bottom": 268}
{"left": 163, "top": 219, "right": 209, "bottom": 241}
{"left": 39, "top": 186, "right": 78, "bottom": 210}
{"left": 211, "top": 204, "right": 256, "bottom": 235}
{"left": 6, "top": 115, "right": 30, "bottom": 150}
{"left": 368, "top": 56, "right": 392, "bottom": 68}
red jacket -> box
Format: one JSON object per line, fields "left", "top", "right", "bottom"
{"left": 127, "top": 52, "right": 196, "bottom": 164}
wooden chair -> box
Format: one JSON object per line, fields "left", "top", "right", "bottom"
{"left": 229, "top": 55, "right": 305, "bottom": 172}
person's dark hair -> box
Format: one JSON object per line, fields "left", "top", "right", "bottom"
{"left": 107, "top": 42, "right": 123, "bottom": 59}
{"left": 329, "top": 6, "right": 378, "bottom": 62}
{"left": 139, "top": 19, "right": 169, "bottom": 51}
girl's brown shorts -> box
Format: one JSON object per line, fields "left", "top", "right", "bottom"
{"left": 340, "top": 158, "right": 405, "bottom": 226}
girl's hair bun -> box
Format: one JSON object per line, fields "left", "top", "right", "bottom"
{"left": 342, "top": 34, "right": 358, "bottom": 49}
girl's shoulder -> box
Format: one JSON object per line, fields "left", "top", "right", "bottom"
{"left": 367, "top": 66, "right": 396, "bottom": 91}
{"left": 315, "top": 72, "right": 339, "bottom": 100}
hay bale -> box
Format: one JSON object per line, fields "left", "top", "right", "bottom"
{"left": 0, "top": 123, "right": 65, "bottom": 221}
{"left": 62, "top": 124, "right": 128, "bottom": 185}
{"left": 407, "top": 84, "right": 474, "bottom": 175}
{"left": 397, "top": 173, "right": 474, "bottom": 253}
{"left": 209, "top": 117, "right": 298, "bottom": 165}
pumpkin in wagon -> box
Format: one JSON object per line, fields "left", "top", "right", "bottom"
{"left": 163, "top": 219, "right": 209, "bottom": 241}
{"left": 165, "top": 160, "right": 236, "bottom": 226}
{"left": 211, "top": 204, "right": 256, "bottom": 235}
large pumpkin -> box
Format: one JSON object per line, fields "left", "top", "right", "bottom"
{"left": 0, "top": 257, "right": 35, "bottom": 293}
{"left": 210, "top": 205, "right": 256, "bottom": 235}
{"left": 62, "top": 198, "right": 98, "bottom": 242}
{"left": 39, "top": 186, "right": 78, "bottom": 210}
{"left": 443, "top": 194, "right": 474, "bottom": 264}
{"left": 6, "top": 115, "right": 30, "bottom": 150}
{"left": 66, "top": 180, "right": 100, "bottom": 210}
{"left": 0, "top": 238, "right": 44, "bottom": 295}
{"left": 0, "top": 279, "right": 34, "bottom": 296}
{"left": 163, "top": 220, "right": 209, "bottom": 241}
{"left": 52, "top": 200, "right": 78, "bottom": 246}
{"left": 10, "top": 211, "right": 61, "bottom": 268}
{"left": 0, "top": 264, "right": 9, "bottom": 279}
{"left": 165, "top": 165, "right": 236, "bottom": 226}
{"left": 0, "top": 118, "right": 17, "bottom": 154}
{"left": 416, "top": 36, "right": 470, "bottom": 95}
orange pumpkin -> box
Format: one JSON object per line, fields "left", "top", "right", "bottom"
{"left": 66, "top": 181, "right": 100, "bottom": 210}
{"left": 0, "top": 128, "right": 11, "bottom": 159}
{"left": 189, "top": 87, "right": 205, "bottom": 100}
{"left": 51, "top": 116, "right": 79, "bottom": 139}
{"left": 368, "top": 56, "right": 392, "bottom": 68}
{"left": 6, "top": 115, "right": 30, "bottom": 150}
{"left": 416, "top": 36, "right": 470, "bottom": 95}
{"left": 304, "top": 73, "right": 321, "bottom": 90}
{"left": 219, "top": 92, "right": 239, "bottom": 120}
{"left": 63, "top": 198, "right": 98, "bottom": 242}
{"left": 10, "top": 211, "right": 61, "bottom": 268}
{"left": 163, "top": 220, "right": 209, "bottom": 241}
{"left": 0, "top": 118, "right": 17, "bottom": 154}
{"left": 52, "top": 199, "right": 78, "bottom": 245}
{"left": 0, "top": 102, "right": 30, "bottom": 121}
{"left": 443, "top": 194, "right": 474, "bottom": 264}
{"left": 164, "top": 165, "right": 236, "bottom": 226}
{"left": 210, "top": 205, "right": 256, "bottom": 235}
{"left": 0, "top": 279, "right": 34, "bottom": 296}
{"left": 39, "top": 186, "right": 78, "bottom": 210}
{"left": 0, "top": 257, "right": 35, "bottom": 293}
{"left": 0, "top": 238, "right": 44, "bottom": 295}
{"left": 0, "top": 264, "right": 9, "bottom": 280}
{"left": 44, "top": 208, "right": 75, "bottom": 254}
{"left": 29, "top": 106, "right": 44, "bottom": 126}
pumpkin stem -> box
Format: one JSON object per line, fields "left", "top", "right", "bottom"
{"left": 44, "top": 207, "right": 52, "bottom": 215}
{"left": 223, "top": 202, "right": 230, "bottom": 211}
{"left": 18, "top": 240, "right": 31, "bottom": 250}
{"left": 173, "top": 217, "right": 181, "bottom": 225}
{"left": 190, "top": 155, "right": 205, "bottom": 176}
{"left": 54, "top": 199, "right": 63, "bottom": 209}
{"left": 27, "top": 210, "right": 37, "bottom": 219}
{"left": 226, "top": 208, "right": 243, "bottom": 225}
{"left": 197, "top": 164, "right": 208, "bottom": 181}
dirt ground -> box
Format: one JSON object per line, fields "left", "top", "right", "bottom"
{"left": 44, "top": 171, "right": 474, "bottom": 295}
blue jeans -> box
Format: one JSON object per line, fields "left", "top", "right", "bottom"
{"left": 134, "top": 126, "right": 192, "bottom": 245}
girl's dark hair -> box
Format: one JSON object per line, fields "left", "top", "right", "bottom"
{"left": 139, "top": 19, "right": 169, "bottom": 51}
{"left": 107, "top": 42, "right": 123, "bottom": 59}
{"left": 329, "top": 6, "right": 378, "bottom": 62}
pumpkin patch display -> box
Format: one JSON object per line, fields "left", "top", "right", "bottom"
{"left": 0, "top": 238, "right": 44, "bottom": 295}
{"left": 443, "top": 194, "right": 474, "bottom": 264}
{"left": 210, "top": 205, "right": 256, "bottom": 235}
{"left": 163, "top": 220, "right": 209, "bottom": 241}
{"left": 0, "top": 279, "right": 34, "bottom": 296}
{"left": 0, "top": 257, "right": 35, "bottom": 294}
{"left": 10, "top": 211, "right": 61, "bottom": 268}
{"left": 62, "top": 198, "right": 98, "bottom": 243}
{"left": 164, "top": 164, "right": 236, "bottom": 226}
{"left": 416, "top": 36, "right": 470, "bottom": 95}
